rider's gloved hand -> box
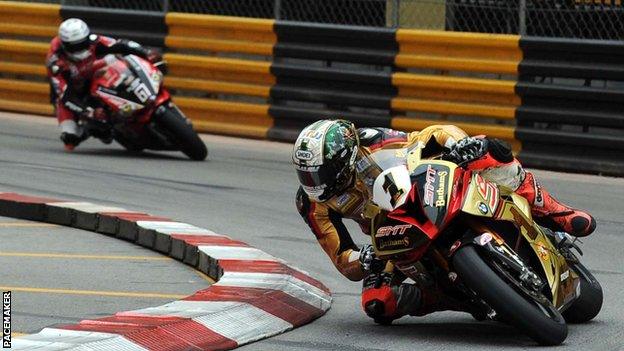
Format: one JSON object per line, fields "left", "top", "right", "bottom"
{"left": 147, "top": 50, "right": 163, "bottom": 64}
{"left": 443, "top": 137, "right": 488, "bottom": 166}
{"left": 147, "top": 50, "right": 167, "bottom": 75}
{"left": 359, "top": 244, "right": 385, "bottom": 274}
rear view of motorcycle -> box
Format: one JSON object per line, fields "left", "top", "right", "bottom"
{"left": 81, "top": 54, "right": 207, "bottom": 160}
{"left": 363, "top": 144, "right": 603, "bottom": 345}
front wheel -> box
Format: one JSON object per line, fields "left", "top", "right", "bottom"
{"left": 453, "top": 245, "right": 568, "bottom": 346}
{"left": 154, "top": 104, "right": 207, "bottom": 161}
{"left": 562, "top": 262, "right": 603, "bottom": 323}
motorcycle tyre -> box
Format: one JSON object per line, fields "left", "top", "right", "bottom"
{"left": 561, "top": 262, "right": 603, "bottom": 324}
{"left": 114, "top": 136, "right": 144, "bottom": 153}
{"left": 453, "top": 245, "right": 567, "bottom": 346}
{"left": 155, "top": 105, "right": 208, "bottom": 161}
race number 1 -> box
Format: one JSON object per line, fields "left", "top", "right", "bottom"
{"left": 2, "top": 291, "right": 10, "bottom": 349}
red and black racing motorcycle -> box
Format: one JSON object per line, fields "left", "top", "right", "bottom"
{"left": 80, "top": 54, "right": 207, "bottom": 160}
{"left": 363, "top": 143, "right": 602, "bottom": 345}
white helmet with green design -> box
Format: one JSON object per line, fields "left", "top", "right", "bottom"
{"left": 292, "top": 119, "right": 359, "bottom": 202}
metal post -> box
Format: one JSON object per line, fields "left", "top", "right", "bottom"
{"left": 274, "top": 0, "right": 282, "bottom": 20}
{"left": 519, "top": 0, "right": 527, "bottom": 35}
{"left": 163, "top": 0, "right": 169, "bottom": 13}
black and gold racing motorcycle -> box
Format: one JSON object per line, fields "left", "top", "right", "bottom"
{"left": 362, "top": 143, "right": 603, "bottom": 345}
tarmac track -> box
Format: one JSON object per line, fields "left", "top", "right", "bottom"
{"left": 1, "top": 112, "right": 623, "bottom": 351}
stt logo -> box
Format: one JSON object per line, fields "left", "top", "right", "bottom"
{"left": 375, "top": 224, "right": 412, "bottom": 237}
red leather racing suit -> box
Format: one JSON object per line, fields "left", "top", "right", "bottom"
{"left": 45, "top": 35, "right": 154, "bottom": 125}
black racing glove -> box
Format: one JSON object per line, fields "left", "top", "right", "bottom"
{"left": 442, "top": 137, "right": 488, "bottom": 166}
{"left": 359, "top": 244, "right": 386, "bottom": 274}
{"left": 147, "top": 50, "right": 167, "bottom": 75}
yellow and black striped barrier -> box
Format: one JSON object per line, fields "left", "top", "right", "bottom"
{"left": 1, "top": 1, "right": 622, "bottom": 174}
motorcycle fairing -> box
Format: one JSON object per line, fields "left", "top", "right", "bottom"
{"left": 412, "top": 162, "right": 454, "bottom": 226}
{"left": 463, "top": 178, "right": 580, "bottom": 308}
{"left": 371, "top": 160, "right": 459, "bottom": 259}
{"left": 91, "top": 55, "right": 161, "bottom": 116}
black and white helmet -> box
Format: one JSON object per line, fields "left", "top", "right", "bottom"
{"left": 58, "top": 18, "right": 92, "bottom": 62}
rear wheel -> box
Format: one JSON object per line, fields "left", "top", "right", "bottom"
{"left": 562, "top": 262, "right": 603, "bottom": 323}
{"left": 453, "top": 245, "right": 567, "bottom": 345}
{"left": 154, "top": 104, "right": 207, "bottom": 161}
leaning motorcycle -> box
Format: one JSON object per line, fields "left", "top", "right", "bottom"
{"left": 362, "top": 143, "right": 602, "bottom": 345}
{"left": 79, "top": 54, "right": 207, "bottom": 160}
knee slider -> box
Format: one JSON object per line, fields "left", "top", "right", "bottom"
{"left": 486, "top": 138, "right": 513, "bottom": 163}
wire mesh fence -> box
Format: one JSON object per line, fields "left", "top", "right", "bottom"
{"left": 24, "top": 0, "right": 624, "bottom": 39}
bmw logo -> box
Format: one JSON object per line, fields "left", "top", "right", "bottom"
{"left": 478, "top": 202, "right": 488, "bottom": 214}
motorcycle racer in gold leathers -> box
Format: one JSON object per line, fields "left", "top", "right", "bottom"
{"left": 293, "top": 119, "right": 596, "bottom": 323}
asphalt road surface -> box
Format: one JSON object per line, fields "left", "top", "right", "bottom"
{"left": 0, "top": 216, "right": 211, "bottom": 336}
{"left": 0, "top": 112, "right": 623, "bottom": 350}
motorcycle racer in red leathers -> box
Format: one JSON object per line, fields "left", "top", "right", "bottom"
{"left": 293, "top": 119, "right": 596, "bottom": 324}
{"left": 46, "top": 18, "right": 162, "bottom": 150}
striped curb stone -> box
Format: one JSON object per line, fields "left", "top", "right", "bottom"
{"left": 0, "top": 192, "right": 332, "bottom": 350}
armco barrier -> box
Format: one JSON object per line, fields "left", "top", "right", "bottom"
{"left": 0, "top": 192, "right": 331, "bottom": 350}
{"left": 0, "top": 1, "right": 58, "bottom": 115}
{"left": 391, "top": 30, "right": 521, "bottom": 150}
{"left": 164, "top": 13, "right": 275, "bottom": 139}
{"left": 516, "top": 37, "right": 624, "bottom": 176}
{"left": 1, "top": 1, "right": 623, "bottom": 175}
{"left": 269, "top": 22, "right": 398, "bottom": 141}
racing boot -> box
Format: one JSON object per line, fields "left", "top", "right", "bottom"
{"left": 516, "top": 171, "right": 596, "bottom": 237}
{"left": 362, "top": 272, "right": 479, "bottom": 324}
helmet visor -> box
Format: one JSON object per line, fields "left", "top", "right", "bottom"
{"left": 297, "top": 157, "right": 352, "bottom": 201}
{"left": 62, "top": 39, "right": 90, "bottom": 54}
{"left": 297, "top": 165, "right": 335, "bottom": 189}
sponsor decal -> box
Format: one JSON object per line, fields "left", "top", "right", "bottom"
{"left": 379, "top": 238, "right": 410, "bottom": 249}
{"left": 423, "top": 165, "right": 437, "bottom": 207}
{"left": 509, "top": 207, "right": 540, "bottom": 240}
{"left": 560, "top": 270, "right": 570, "bottom": 281}
{"left": 295, "top": 164, "right": 319, "bottom": 172}
{"left": 475, "top": 174, "right": 499, "bottom": 212}
{"left": 534, "top": 179, "right": 544, "bottom": 207}
{"left": 423, "top": 165, "right": 448, "bottom": 208}
{"left": 335, "top": 193, "right": 351, "bottom": 207}
{"left": 295, "top": 149, "right": 314, "bottom": 161}
{"left": 304, "top": 129, "right": 323, "bottom": 140}
{"left": 436, "top": 170, "right": 448, "bottom": 207}
{"left": 478, "top": 202, "right": 489, "bottom": 214}
{"left": 355, "top": 157, "right": 371, "bottom": 173}
{"left": 375, "top": 224, "right": 412, "bottom": 238}
{"left": 536, "top": 242, "right": 549, "bottom": 260}
{"left": 2, "top": 291, "right": 10, "bottom": 349}
{"left": 477, "top": 232, "right": 493, "bottom": 246}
